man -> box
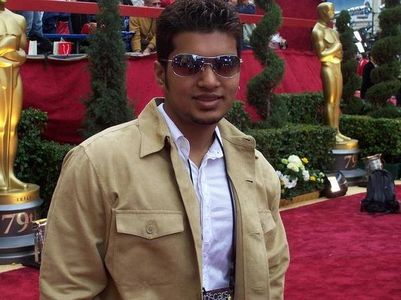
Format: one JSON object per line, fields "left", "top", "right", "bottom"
{"left": 357, "top": 52, "right": 369, "bottom": 76}
{"left": 129, "top": 0, "right": 160, "bottom": 54}
{"left": 312, "top": 2, "right": 351, "bottom": 144}
{"left": 0, "top": 0, "right": 28, "bottom": 190}
{"left": 40, "top": 0, "right": 289, "bottom": 299}
{"left": 360, "top": 53, "right": 376, "bottom": 99}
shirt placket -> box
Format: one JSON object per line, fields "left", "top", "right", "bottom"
{"left": 199, "top": 157, "right": 212, "bottom": 289}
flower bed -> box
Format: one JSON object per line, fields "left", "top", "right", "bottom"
{"left": 276, "top": 155, "right": 325, "bottom": 200}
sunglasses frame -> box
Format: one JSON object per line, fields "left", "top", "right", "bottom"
{"left": 160, "top": 53, "right": 242, "bottom": 78}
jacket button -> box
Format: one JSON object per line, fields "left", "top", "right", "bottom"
{"left": 146, "top": 222, "right": 155, "bottom": 234}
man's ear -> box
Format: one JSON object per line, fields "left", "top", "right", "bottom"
{"left": 154, "top": 60, "right": 166, "bottom": 89}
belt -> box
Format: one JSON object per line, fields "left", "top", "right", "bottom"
{"left": 202, "top": 287, "right": 234, "bottom": 300}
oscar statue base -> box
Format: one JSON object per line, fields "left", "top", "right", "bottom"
{"left": 0, "top": 184, "right": 43, "bottom": 264}
{"left": 331, "top": 140, "right": 366, "bottom": 186}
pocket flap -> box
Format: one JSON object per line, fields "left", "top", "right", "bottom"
{"left": 115, "top": 210, "right": 184, "bottom": 240}
{"left": 259, "top": 210, "right": 276, "bottom": 233}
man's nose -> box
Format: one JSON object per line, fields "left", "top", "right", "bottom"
{"left": 198, "top": 63, "right": 220, "bottom": 87}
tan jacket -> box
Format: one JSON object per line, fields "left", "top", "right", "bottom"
{"left": 129, "top": 16, "right": 156, "bottom": 52}
{"left": 40, "top": 99, "right": 289, "bottom": 300}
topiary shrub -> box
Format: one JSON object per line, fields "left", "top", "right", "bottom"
{"left": 368, "top": 104, "right": 401, "bottom": 119}
{"left": 15, "top": 108, "right": 74, "bottom": 215}
{"left": 336, "top": 10, "right": 361, "bottom": 105}
{"left": 82, "top": 0, "right": 134, "bottom": 138}
{"left": 367, "top": 0, "right": 401, "bottom": 107}
{"left": 247, "top": 0, "right": 285, "bottom": 122}
{"left": 341, "top": 98, "right": 372, "bottom": 115}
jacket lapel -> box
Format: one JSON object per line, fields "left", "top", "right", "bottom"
{"left": 138, "top": 99, "right": 203, "bottom": 290}
{"left": 219, "top": 120, "right": 269, "bottom": 299}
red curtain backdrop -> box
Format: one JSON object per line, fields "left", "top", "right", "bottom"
{"left": 21, "top": 49, "right": 321, "bottom": 144}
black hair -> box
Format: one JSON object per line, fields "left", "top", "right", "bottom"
{"left": 156, "top": 0, "right": 242, "bottom": 65}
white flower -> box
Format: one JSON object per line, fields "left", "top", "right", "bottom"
{"left": 287, "top": 162, "right": 299, "bottom": 173}
{"left": 281, "top": 175, "right": 298, "bottom": 189}
{"left": 302, "top": 169, "right": 310, "bottom": 181}
{"left": 288, "top": 155, "right": 303, "bottom": 167}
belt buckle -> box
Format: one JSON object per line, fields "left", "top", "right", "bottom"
{"left": 202, "top": 287, "right": 233, "bottom": 300}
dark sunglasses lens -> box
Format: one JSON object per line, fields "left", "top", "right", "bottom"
{"left": 214, "top": 56, "right": 241, "bottom": 77}
{"left": 172, "top": 55, "right": 202, "bottom": 76}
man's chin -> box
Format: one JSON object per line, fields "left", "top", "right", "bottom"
{"left": 191, "top": 115, "right": 224, "bottom": 126}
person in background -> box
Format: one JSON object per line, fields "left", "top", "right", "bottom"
{"left": 160, "top": 0, "right": 174, "bottom": 7}
{"left": 357, "top": 52, "right": 369, "bottom": 76}
{"left": 228, "top": 0, "right": 256, "bottom": 49}
{"left": 129, "top": 0, "right": 159, "bottom": 55}
{"left": 70, "top": 0, "right": 97, "bottom": 34}
{"left": 269, "top": 32, "right": 288, "bottom": 49}
{"left": 232, "top": 0, "right": 256, "bottom": 14}
{"left": 360, "top": 53, "right": 376, "bottom": 99}
{"left": 42, "top": 12, "right": 72, "bottom": 34}
{"left": 17, "top": 11, "right": 44, "bottom": 39}
{"left": 131, "top": 0, "right": 145, "bottom": 6}
{"left": 39, "top": 0, "right": 289, "bottom": 299}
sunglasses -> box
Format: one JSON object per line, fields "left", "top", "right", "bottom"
{"left": 161, "top": 53, "right": 242, "bottom": 78}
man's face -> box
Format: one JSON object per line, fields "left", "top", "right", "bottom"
{"left": 154, "top": 31, "right": 240, "bottom": 133}
{"left": 145, "top": 0, "right": 161, "bottom": 7}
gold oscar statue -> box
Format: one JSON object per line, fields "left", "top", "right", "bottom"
{"left": 0, "top": 0, "right": 39, "bottom": 203}
{"left": 312, "top": 2, "right": 358, "bottom": 150}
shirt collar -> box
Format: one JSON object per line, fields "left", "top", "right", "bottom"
{"left": 157, "top": 103, "right": 223, "bottom": 160}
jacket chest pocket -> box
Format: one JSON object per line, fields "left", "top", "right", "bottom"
{"left": 115, "top": 210, "right": 184, "bottom": 239}
{"left": 110, "top": 210, "right": 187, "bottom": 287}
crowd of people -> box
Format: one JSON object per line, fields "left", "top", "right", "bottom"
{"left": 15, "top": 0, "right": 288, "bottom": 55}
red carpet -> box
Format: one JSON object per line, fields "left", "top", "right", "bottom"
{"left": 282, "top": 187, "right": 401, "bottom": 300}
{"left": 0, "top": 267, "right": 38, "bottom": 300}
{"left": 1, "top": 188, "right": 400, "bottom": 299}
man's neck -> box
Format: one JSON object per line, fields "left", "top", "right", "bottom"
{"left": 182, "top": 125, "right": 217, "bottom": 167}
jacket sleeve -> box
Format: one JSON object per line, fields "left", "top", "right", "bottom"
{"left": 40, "top": 146, "right": 111, "bottom": 300}
{"left": 129, "top": 17, "right": 141, "bottom": 52}
{"left": 264, "top": 162, "right": 290, "bottom": 300}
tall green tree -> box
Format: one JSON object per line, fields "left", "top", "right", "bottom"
{"left": 247, "top": 0, "right": 285, "bottom": 125}
{"left": 367, "top": 0, "right": 401, "bottom": 107}
{"left": 336, "top": 10, "right": 360, "bottom": 105}
{"left": 82, "top": 0, "right": 133, "bottom": 138}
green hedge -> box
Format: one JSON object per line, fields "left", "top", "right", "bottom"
{"left": 246, "top": 124, "right": 336, "bottom": 171}
{"left": 15, "top": 109, "right": 74, "bottom": 214}
{"left": 340, "top": 114, "right": 401, "bottom": 162}
{"left": 278, "top": 92, "right": 325, "bottom": 125}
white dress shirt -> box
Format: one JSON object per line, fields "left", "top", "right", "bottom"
{"left": 157, "top": 103, "right": 234, "bottom": 291}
